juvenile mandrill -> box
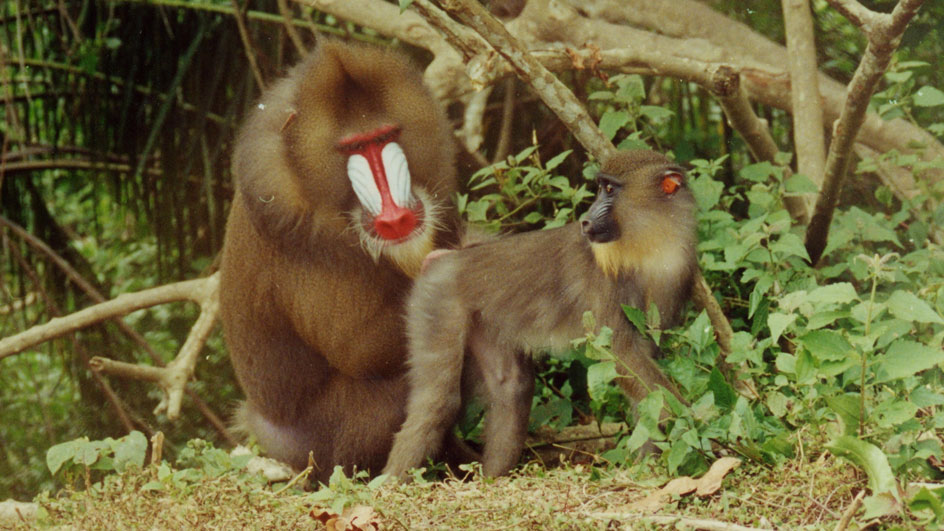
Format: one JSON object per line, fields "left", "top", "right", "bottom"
{"left": 219, "top": 40, "right": 460, "bottom": 482}
{"left": 384, "top": 150, "right": 698, "bottom": 478}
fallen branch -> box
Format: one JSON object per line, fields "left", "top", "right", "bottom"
{"left": 0, "top": 216, "right": 232, "bottom": 439}
{"left": 0, "top": 271, "right": 222, "bottom": 422}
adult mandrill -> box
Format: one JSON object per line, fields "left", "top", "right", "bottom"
{"left": 219, "top": 40, "right": 459, "bottom": 481}
{"left": 384, "top": 150, "right": 698, "bottom": 478}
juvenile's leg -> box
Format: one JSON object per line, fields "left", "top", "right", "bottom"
{"left": 383, "top": 284, "right": 467, "bottom": 478}
{"left": 470, "top": 332, "right": 535, "bottom": 476}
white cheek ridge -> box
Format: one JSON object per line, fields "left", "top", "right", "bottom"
{"left": 382, "top": 142, "right": 412, "bottom": 207}
{"left": 347, "top": 154, "right": 383, "bottom": 216}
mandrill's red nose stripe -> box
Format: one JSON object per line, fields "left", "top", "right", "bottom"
{"left": 338, "top": 125, "right": 417, "bottom": 240}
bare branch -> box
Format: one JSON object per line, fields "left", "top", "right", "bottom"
{"left": 432, "top": 0, "right": 616, "bottom": 161}
{"left": 90, "top": 273, "right": 221, "bottom": 420}
{"left": 707, "top": 67, "right": 807, "bottom": 224}
{"left": 0, "top": 275, "right": 217, "bottom": 360}
{"left": 277, "top": 0, "right": 308, "bottom": 57}
{"left": 783, "top": 0, "right": 825, "bottom": 221}
{"left": 805, "top": 0, "right": 925, "bottom": 265}
{"left": 231, "top": 0, "right": 267, "bottom": 91}
{"left": 826, "top": 0, "right": 880, "bottom": 30}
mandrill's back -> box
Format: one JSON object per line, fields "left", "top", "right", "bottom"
{"left": 413, "top": 224, "right": 627, "bottom": 353}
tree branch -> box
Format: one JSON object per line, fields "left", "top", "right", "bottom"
{"left": 782, "top": 0, "right": 825, "bottom": 223}
{"left": 418, "top": 0, "right": 738, "bottom": 377}
{"left": 432, "top": 0, "right": 616, "bottom": 161}
{"left": 805, "top": 0, "right": 925, "bottom": 265}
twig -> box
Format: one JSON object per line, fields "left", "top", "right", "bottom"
{"left": 708, "top": 66, "right": 808, "bottom": 225}
{"left": 589, "top": 513, "right": 771, "bottom": 531}
{"left": 833, "top": 489, "right": 865, "bottom": 531}
{"left": 231, "top": 0, "right": 267, "bottom": 92}
{"left": 90, "top": 274, "right": 221, "bottom": 421}
{"left": 805, "top": 0, "right": 925, "bottom": 265}
{"left": 276, "top": 0, "right": 308, "bottom": 57}
{"left": 431, "top": 0, "right": 616, "bottom": 161}
{"left": 493, "top": 78, "right": 516, "bottom": 163}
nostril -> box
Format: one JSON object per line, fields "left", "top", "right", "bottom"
{"left": 374, "top": 208, "right": 417, "bottom": 240}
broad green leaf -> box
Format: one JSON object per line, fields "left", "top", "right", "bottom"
{"left": 826, "top": 394, "right": 861, "bottom": 436}
{"left": 798, "top": 330, "right": 853, "bottom": 362}
{"left": 599, "top": 110, "right": 630, "bottom": 140}
{"left": 586, "top": 361, "right": 618, "bottom": 401}
{"left": 826, "top": 436, "right": 899, "bottom": 501}
{"left": 909, "top": 487, "right": 944, "bottom": 520}
{"left": 784, "top": 173, "right": 819, "bottom": 194}
{"left": 640, "top": 105, "right": 674, "bottom": 121}
{"left": 113, "top": 431, "right": 148, "bottom": 472}
{"left": 398, "top": 0, "right": 414, "bottom": 12}
{"left": 687, "top": 311, "right": 712, "bottom": 352}
{"left": 47, "top": 439, "right": 83, "bottom": 475}
{"left": 874, "top": 339, "right": 944, "bottom": 383}
{"left": 621, "top": 305, "right": 647, "bottom": 336}
{"left": 770, "top": 232, "right": 810, "bottom": 261}
{"left": 707, "top": 368, "right": 736, "bottom": 410}
{"left": 768, "top": 312, "right": 796, "bottom": 345}
{"left": 806, "top": 282, "right": 859, "bottom": 305}
{"left": 739, "top": 161, "right": 776, "bottom": 182}
{"left": 873, "top": 398, "right": 918, "bottom": 429}
{"left": 914, "top": 85, "right": 944, "bottom": 107}
{"left": 887, "top": 290, "right": 944, "bottom": 324}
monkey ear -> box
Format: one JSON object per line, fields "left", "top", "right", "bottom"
{"left": 660, "top": 172, "right": 683, "bottom": 195}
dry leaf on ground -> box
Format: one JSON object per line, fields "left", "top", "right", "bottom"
{"left": 626, "top": 457, "right": 742, "bottom": 512}
{"left": 311, "top": 504, "right": 381, "bottom": 530}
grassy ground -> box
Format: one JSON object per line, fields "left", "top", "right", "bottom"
{"left": 9, "top": 448, "right": 893, "bottom": 530}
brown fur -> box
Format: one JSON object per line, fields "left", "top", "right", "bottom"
{"left": 383, "top": 150, "right": 698, "bottom": 478}
{"left": 219, "top": 40, "right": 459, "bottom": 481}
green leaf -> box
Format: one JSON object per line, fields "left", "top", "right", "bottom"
{"left": 909, "top": 487, "right": 944, "bottom": 520}
{"left": 687, "top": 311, "right": 712, "bottom": 352}
{"left": 113, "top": 431, "right": 148, "bottom": 472}
{"left": 544, "top": 149, "right": 572, "bottom": 171}
{"left": 875, "top": 339, "right": 944, "bottom": 383}
{"left": 689, "top": 173, "right": 724, "bottom": 212}
{"left": 621, "top": 305, "right": 647, "bottom": 336}
{"left": 398, "top": 0, "right": 414, "bottom": 12}
{"left": 47, "top": 439, "right": 83, "bottom": 475}
{"left": 770, "top": 233, "right": 810, "bottom": 261}
{"left": 886, "top": 290, "right": 944, "bottom": 324}
{"left": 707, "top": 368, "right": 736, "bottom": 410}
{"left": 798, "top": 330, "right": 853, "bottom": 362}
{"left": 826, "top": 395, "right": 861, "bottom": 436}
{"left": 587, "top": 361, "right": 618, "bottom": 401}
{"left": 806, "top": 282, "right": 859, "bottom": 305}
{"left": 739, "top": 161, "right": 777, "bottom": 182}
{"left": 599, "top": 110, "right": 630, "bottom": 140}
{"left": 826, "top": 436, "right": 899, "bottom": 501}
{"left": 784, "top": 173, "right": 819, "bottom": 194}
{"left": 914, "top": 85, "right": 944, "bottom": 107}
{"left": 767, "top": 312, "right": 796, "bottom": 344}
{"left": 639, "top": 105, "right": 674, "bottom": 121}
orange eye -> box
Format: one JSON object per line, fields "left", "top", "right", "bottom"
{"left": 661, "top": 173, "right": 682, "bottom": 195}
{"left": 605, "top": 183, "right": 614, "bottom": 194}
